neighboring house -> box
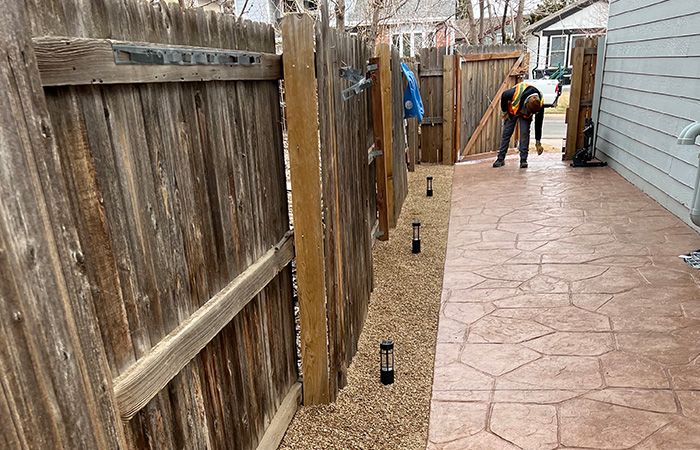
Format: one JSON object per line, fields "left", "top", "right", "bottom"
{"left": 525, "top": 0, "right": 609, "bottom": 79}
{"left": 454, "top": 16, "right": 516, "bottom": 47}
{"left": 593, "top": 0, "right": 700, "bottom": 230}
{"left": 345, "top": 0, "right": 456, "bottom": 57}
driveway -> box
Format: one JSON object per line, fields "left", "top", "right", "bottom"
{"left": 428, "top": 154, "right": 700, "bottom": 449}
{"left": 540, "top": 113, "right": 566, "bottom": 149}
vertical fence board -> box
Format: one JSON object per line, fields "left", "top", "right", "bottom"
{"left": 0, "top": 2, "right": 124, "bottom": 448}
{"left": 403, "top": 59, "right": 420, "bottom": 171}
{"left": 454, "top": 56, "right": 462, "bottom": 163}
{"left": 442, "top": 55, "right": 455, "bottom": 165}
{"left": 418, "top": 47, "right": 444, "bottom": 163}
{"left": 281, "top": 13, "right": 330, "bottom": 406}
{"left": 391, "top": 47, "right": 408, "bottom": 223}
{"left": 370, "top": 55, "right": 391, "bottom": 241}
{"left": 377, "top": 44, "right": 395, "bottom": 227}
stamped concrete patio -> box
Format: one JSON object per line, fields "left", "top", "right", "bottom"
{"left": 428, "top": 154, "right": 700, "bottom": 449}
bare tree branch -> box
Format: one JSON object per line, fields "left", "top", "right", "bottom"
{"left": 237, "top": 0, "right": 251, "bottom": 19}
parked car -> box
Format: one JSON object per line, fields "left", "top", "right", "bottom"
{"left": 527, "top": 78, "right": 562, "bottom": 107}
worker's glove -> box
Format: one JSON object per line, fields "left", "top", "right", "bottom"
{"left": 536, "top": 141, "right": 544, "bottom": 155}
{"left": 501, "top": 111, "right": 509, "bottom": 120}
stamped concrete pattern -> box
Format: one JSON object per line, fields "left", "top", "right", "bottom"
{"left": 429, "top": 155, "right": 700, "bottom": 449}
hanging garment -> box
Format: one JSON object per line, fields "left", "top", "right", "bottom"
{"left": 400, "top": 62, "right": 424, "bottom": 123}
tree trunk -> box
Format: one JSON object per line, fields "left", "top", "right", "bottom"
{"left": 487, "top": 0, "right": 497, "bottom": 42}
{"left": 478, "top": 0, "right": 484, "bottom": 43}
{"left": 515, "top": 0, "right": 526, "bottom": 43}
{"left": 368, "top": 0, "right": 383, "bottom": 48}
{"left": 502, "top": 0, "right": 509, "bottom": 44}
{"left": 459, "top": 0, "right": 477, "bottom": 44}
{"left": 335, "top": 0, "right": 345, "bottom": 30}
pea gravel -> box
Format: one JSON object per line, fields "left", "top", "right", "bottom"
{"left": 280, "top": 164, "right": 454, "bottom": 450}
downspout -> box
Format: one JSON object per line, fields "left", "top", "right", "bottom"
{"left": 532, "top": 31, "right": 541, "bottom": 79}
{"left": 677, "top": 122, "right": 700, "bottom": 227}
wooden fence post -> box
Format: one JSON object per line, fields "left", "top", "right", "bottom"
{"left": 376, "top": 44, "right": 395, "bottom": 228}
{"left": 565, "top": 44, "right": 585, "bottom": 161}
{"left": 281, "top": 14, "right": 330, "bottom": 405}
{"left": 453, "top": 55, "right": 462, "bottom": 164}
{"left": 370, "top": 52, "right": 390, "bottom": 241}
{"left": 442, "top": 54, "right": 455, "bottom": 165}
{"left": 565, "top": 38, "right": 597, "bottom": 160}
{"left": 407, "top": 118, "right": 418, "bottom": 171}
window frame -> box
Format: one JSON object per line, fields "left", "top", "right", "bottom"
{"left": 412, "top": 33, "right": 423, "bottom": 57}
{"left": 568, "top": 34, "right": 587, "bottom": 65}
{"left": 548, "top": 34, "right": 568, "bottom": 68}
{"left": 402, "top": 33, "right": 411, "bottom": 57}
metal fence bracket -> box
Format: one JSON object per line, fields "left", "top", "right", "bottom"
{"left": 340, "top": 65, "right": 372, "bottom": 100}
{"left": 112, "top": 43, "right": 262, "bottom": 66}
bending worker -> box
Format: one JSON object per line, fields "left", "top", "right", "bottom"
{"left": 493, "top": 82, "right": 545, "bottom": 169}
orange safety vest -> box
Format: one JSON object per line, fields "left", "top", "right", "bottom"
{"left": 508, "top": 82, "right": 543, "bottom": 118}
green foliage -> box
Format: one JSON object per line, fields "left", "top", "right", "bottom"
{"left": 527, "top": 0, "right": 577, "bottom": 24}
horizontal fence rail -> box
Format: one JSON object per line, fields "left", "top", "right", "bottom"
{"left": 33, "top": 37, "right": 283, "bottom": 86}
{"left": 114, "top": 233, "right": 294, "bottom": 419}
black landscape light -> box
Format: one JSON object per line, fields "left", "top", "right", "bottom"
{"left": 380, "top": 339, "right": 395, "bottom": 385}
{"left": 412, "top": 219, "right": 421, "bottom": 254}
{"left": 426, "top": 176, "right": 433, "bottom": 197}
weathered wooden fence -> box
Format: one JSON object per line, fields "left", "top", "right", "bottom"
{"left": 565, "top": 37, "right": 599, "bottom": 160}
{"left": 418, "top": 47, "right": 446, "bottom": 163}
{"left": 457, "top": 45, "right": 527, "bottom": 158}
{"left": 24, "top": 1, "right": 298, "bottom": 449}
{"left": 314, "top": 13, "right": 375, "bottom": 397}
{"left": 2, "top": 1, "right": 409, "bottom": 449}
{"left": 416, "top": 45, "right": 528, "bottom": 163}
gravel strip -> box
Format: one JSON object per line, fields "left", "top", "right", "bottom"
{"left": 280, "top": 164, "right": 454, "bottom": 450}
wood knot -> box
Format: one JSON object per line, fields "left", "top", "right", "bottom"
{"left": 26, "top": 246, "right": 36, "bottom": 266}
{"left": 40, "top": 120, "right": 51, "bottom": 139}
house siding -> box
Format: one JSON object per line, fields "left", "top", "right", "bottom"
{"left": 595, "top": 0, "right": 700, "bottom": 229}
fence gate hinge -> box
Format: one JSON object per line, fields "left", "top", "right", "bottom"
{"left": 339, "top": 65, "right": 373, "bottom": 100}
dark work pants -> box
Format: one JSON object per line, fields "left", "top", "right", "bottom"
{"left": 497, "top": 114, "right": 532, "bottom": 162}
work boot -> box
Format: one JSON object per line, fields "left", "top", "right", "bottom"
{"left": 493, "top": 159, "right": 505, "bottom": 168}
{"left": 520, "top": 160, "right": 528, "bottom": 168}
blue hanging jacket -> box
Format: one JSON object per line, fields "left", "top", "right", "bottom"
{"left": 400, "top": 63, "right": 424, "bottom": 123}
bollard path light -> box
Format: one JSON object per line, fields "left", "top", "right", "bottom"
{"left": 380, "top": 339, "right": 395, "bottom": 385}
{"left": 412, "top": 219, "right": 421, "bottom": 254}
{"left": 426, "top": 176, "right": 433, "bottom": 197}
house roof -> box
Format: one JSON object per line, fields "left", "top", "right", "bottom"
{"left": 524, "top": 0, "right": 607, "bottom": 33}
{"left": 346, "top": 0, "right": 455, "bottom": 27}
